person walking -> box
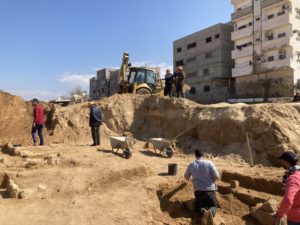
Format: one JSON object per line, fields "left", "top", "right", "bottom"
{"left": 164, "top": 69, "right": 174, "bottom": 97}
{"left": 274, "top": 151, "right": 300, "bottom": 225}
{"left": 89, "top": 101, "right": 103, "bottom": 146}
{"left": 173, "top": 66, "right": 185, "bottom": 98}
{"left": 31, "top": 98, "right": 44, "bottom": 146}
{"left": 184, "top": 150, "right": 220, "bottom": 225}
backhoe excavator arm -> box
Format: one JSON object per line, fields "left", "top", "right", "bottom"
{"left": 118, "top": 52, "right": 129, "bottom": 93}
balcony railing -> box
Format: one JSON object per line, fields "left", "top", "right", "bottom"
{"left": 262, "top": 0, "right": 285, "bottom": 9}
{"left": 232, "top": 45, "right": 253, "bottom": 58}
{"left": 262, "top": 13, "right": 291, "bottom": 31}
{"left": 262, "top": 36, "right": 291, "bottom": 51}
{"left": 232, "top": 26, "right": 253, "bottom": 40}
{"left": 261, "top": 58, "right": 291, "bottom": 70}
{"left": 232, "top": 6, "right": 253, "bottom": 21}
{"left": 232, "top": 64, "right": 253, "bottom": 77}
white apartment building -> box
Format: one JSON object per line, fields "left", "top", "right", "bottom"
{"left": 231, "top": 0, "right": 300, "bottom": 98}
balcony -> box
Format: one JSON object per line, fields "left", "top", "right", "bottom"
{"left": 232, "top": 6, "right": 253, "bottom": 21}
{"left": 232, "top": 64, "right": 253, "bottom": 77}
{"left": 261, "top": 58, "right": 291, "bottom": 70}
{"left": 232, "top": 46, "right": 253, "bottom": 59}
{"left": 262, "top": 13, "right": 291, "bottom": 31}
{"left": 262, "top": 0, "right": 285, "bottom": 9}
{"left": 262, "top": 36, "right": 291, "bottom": 51}
{"left": 232, "top": 26, "right": 253, "bottom": 40}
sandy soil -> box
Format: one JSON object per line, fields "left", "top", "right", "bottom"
{"left": 0, "top": 91, "right": 298, "bottom": 225}
{"left": 0, "top": 139, "right": 285, "bottom": 225}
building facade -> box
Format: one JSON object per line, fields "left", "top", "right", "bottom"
{"left": 231, "top": 0, "right": 300, "bottom": 98}
{"left": 89, "top": 68, "right": 119, "bottom": 100}
{"left": 173, "top": 23, "right": 234, "bottom": 104}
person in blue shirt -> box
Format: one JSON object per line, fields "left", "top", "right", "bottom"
{"left": 184, "top": 150, "right": 220, "bottom": 225}
{"left": 89, "top": 101, "right": 103, "bottom": 146}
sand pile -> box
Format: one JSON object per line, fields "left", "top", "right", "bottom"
{"left": 1, "top": 91, "right": 300, "bottom": 165}
{"left": 99, "top": 94, "right": 300, "bottom": 164}
{"left": 0, "top": 91, "right": 33, "bottom": 145}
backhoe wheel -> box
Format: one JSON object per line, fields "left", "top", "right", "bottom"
{"left": 136, "top": 88, "right": 151, "bottom": 95}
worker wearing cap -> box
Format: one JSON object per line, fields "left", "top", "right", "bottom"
{"left": 274, "top": 151, "right": 300, "bottom": 225}
{"left": 173, "top": 66, "right": 185, "bottom": 98}
{"left": 31, "top": 98, "right": 44, "bottom": 146}
{"left": 89, "top": 101, "right": 103, "bottom": 146}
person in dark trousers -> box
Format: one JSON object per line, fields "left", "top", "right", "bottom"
{"left": 173, "top": 66, "right": 185, "bottom": 98}
{"left": 164, "top": 69, "right": 174, "bottom": 97}
{"left": 273, "top": 151, "right": 300, "bottom": 225}
{"left": 89, "top": 101, "right": 103, "bottom": 146}
{"left": 293, "top": 92, "right": 300, "bottom": 102}
{"left": 184, "top": 150, "right": 219, "bottom": 225}
{"left": 31, "top": 98, "right": 44, "bottom": 146}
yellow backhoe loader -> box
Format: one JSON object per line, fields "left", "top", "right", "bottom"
{"left": 118, "top": 52, "right": 163, "bottom": 95}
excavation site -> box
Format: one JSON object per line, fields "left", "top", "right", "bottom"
{"left": 1, "top": 91, "right": 300, "bottom": 225}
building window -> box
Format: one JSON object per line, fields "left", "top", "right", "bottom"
{"left": 203, "top": 68, "right": 209, "bottom": 76}
{"left": 268, "top": 56, "right": 275, "bottom": 62}
{"left": 187, "top": 57, "right": 196, "bottom": 63}
{"left": 215, "top": 34, "right": 220, "bottom": 39}
{"left": 206, "top": 37, "right": 212, "bottom": 43}
{"left": 203, "top": 85, "right": 210, "bottom": 92}
{"left": 249, "top": 22, "right": 253, "bottom": 26}
{"left": 256, "top": 38, "right": 261, "bottom": 42}
{"left": 175, "top": 60, "right": 184, "bottom": 66}
{"left": 187, "top": 42, "right": 197, "bottom": 49}
{"left": 268, "top": 14, "right": 274, "bottom": 20}
{"left": 277, "top": 11, "right": 285, "bottom": 16}
{"left": 279, "top": 50, "right": 286, "bottom": 60}
{"left": 278, "top": 33, "right": 286, "bottom": 38}
{"left": 205, "top": 52, "right": 212, "bottom": 59}
{"left": 296, "top": 9, "right": 300, "bottom": 17}
{"left": 256, "top": 17, "right": 260, "bottom": 21}
{"left": 297, "top": 52, "right": 300, "bottom": 61}
{"left": 265, "top": 32, "right": 274, "bottom": 41}
{"left": 177, "top": 47, "right": 182, "bottom": 53}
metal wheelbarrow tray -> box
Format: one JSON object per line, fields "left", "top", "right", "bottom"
{"left": 148, "top": 138, "right": 176, "bottom": 158}
{"left": 109, "top": 136, "right": 137, "bottom": 159}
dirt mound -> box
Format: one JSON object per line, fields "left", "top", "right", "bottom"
{"left": 100, "top": 94, "right": 300, "bottom": 165}
{"left": 1, "top": 92, "right": 300, "bottom": 165}
{"left": 0, "top": 91, "right": 33, "bottom": 145}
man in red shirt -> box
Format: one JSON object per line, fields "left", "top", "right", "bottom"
{"left": 274, "top": 151, "right": 300, "bottom": 225}
{"left": 31, "top": 98, "right": 44, "bottom": 146}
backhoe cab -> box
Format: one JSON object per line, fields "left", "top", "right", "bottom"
{"left": 118, "top": 53, "right": 162, "bottom": 94}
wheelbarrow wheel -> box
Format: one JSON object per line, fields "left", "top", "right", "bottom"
{"left": 124, "top": 148, "right": 132, "bottom": 159}
{"left": 166, "top": 147, "right": 174, "bottom": 158}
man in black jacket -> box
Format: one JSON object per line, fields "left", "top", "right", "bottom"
{"left": 174, "top": 66, "right": 185, "bottom": 98}
{"left": 164, "top": 69, "right": 174, "bottom": 97}
{"left": 89, "top": 102, "right": 103, "bottom": 146}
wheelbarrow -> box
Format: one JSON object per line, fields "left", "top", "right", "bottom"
{"left": 109, "top": 136, "right": 137, "bottom": 159}
{"left": 147, "top": 138, "right": 177, "bottom": 158}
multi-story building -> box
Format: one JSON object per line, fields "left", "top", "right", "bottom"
{"left": 173, "top": 23, "right": 234, "bottom": 104}
{"left": 89, "top": 68, "right": 119, "bottom": 100}
{"left": 231, "top": 0, "right": 300, "bottom": 98}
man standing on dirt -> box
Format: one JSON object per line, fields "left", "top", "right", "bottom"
{"left": 184, "top": 150, "right": 219, "bottom": 225}
{"left": 274, "top": 151, "right": 300, "bottom": 225}
{"left": 31, "top": 98, "right": 44, "bottom": 146}
{"left": 173, "top": 66, "right": 185, "bottom": 98}
{"left": 164, "top": 69, "right": 173, "bottom": 97}
{"left": 89, "top": 101, "right": 103, "bottom": 146}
